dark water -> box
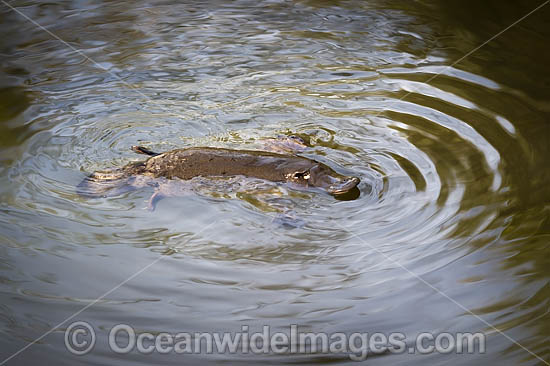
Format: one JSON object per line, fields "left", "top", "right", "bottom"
{"left": 1, "top": 0, "right": 549, "bottom": 365}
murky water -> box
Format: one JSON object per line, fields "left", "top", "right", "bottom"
{"left": 1, "top": 0, "right": 549, "bottom": 365}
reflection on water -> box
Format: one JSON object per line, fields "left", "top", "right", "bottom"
{"left": 0, "top": 0, "right": 549, "bottom": 364}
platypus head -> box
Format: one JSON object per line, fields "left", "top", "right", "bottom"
{"left": 287, "top": 163, "right": 360, "bottom": 196}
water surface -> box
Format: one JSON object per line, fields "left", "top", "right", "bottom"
{"left": 1, "top": 0, "right": 549, "bottom": 365}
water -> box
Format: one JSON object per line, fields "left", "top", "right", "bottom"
{"left": 1, "top": 0, "right": 549, "bottom": 365}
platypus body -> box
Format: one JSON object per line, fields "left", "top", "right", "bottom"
{"left": 78, "top": 144, "right": 361, "bottom": 208}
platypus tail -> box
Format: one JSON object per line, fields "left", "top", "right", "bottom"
{"left": 131, "top": 145, "right": 160, "bottom": 156}
{"left": 76, "top": 169, "right": 130, "bottom": 198}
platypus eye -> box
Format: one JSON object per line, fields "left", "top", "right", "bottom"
{"left": 293, "top": 171, "right": 310, "bottom": 180}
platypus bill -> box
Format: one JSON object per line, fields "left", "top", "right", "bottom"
{"left": 78, "top": 144, "right": 361, "bottom": 209}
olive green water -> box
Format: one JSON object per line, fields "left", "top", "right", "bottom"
{"left": 1, "top": 0, "right": 549, "bottom": 365}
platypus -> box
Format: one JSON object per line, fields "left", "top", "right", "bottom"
{"left": 78, "top": 141, "right": 360, "bottom": 208}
